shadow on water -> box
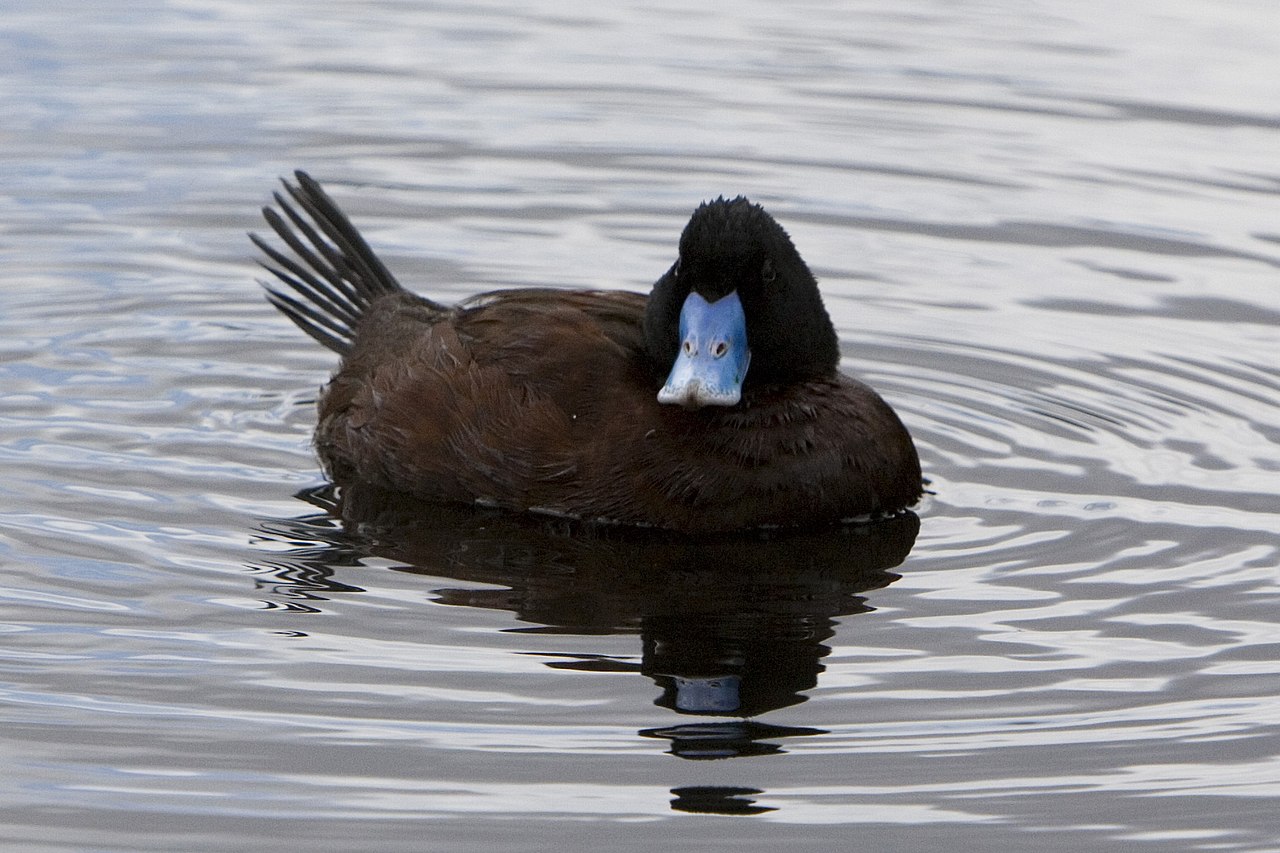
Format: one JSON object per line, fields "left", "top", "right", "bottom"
{"left": 253, "top": 485, "right": 919, "bottom": 759}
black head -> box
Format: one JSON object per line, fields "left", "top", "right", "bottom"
{"left": 643, "top": 197, "right": 840, "bottom": 389}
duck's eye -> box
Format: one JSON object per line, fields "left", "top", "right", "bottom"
{"left": 683, "top": 339, "right": 696, "bottom": 356}
{"left": 672, "top": 258, "right": 682, "bottom": 278}
{"left": 710, "top": 341, "right": 728, "bottom": 358}
{"left": 761, "top": 259, "right": 776, "bottom": 284}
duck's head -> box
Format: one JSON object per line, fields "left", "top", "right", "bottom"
{"left": 644, "top": 197, "right": 840, "bottom": 408}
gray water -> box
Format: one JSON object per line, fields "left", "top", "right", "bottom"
{"left": 2, "top": 1, "right": 1278, "bottom": 851}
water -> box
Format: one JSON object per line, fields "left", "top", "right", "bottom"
{"left": 2, "top": 1, "right": 1277, "bottom": 850}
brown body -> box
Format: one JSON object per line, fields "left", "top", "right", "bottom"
{"left": 316, "top": 288, "right": 920, "bottom": 532}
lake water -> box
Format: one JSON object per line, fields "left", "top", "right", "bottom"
{"left": 2, "top": 1, "right": 1277, "bottom": 851}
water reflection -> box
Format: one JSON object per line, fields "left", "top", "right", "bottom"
{"left": 254, "top": 485, "right": 917, "bottom": 751}
{"left": 641, "top": 721, "right": 826, "bottom": 760}
{"left": 670, "top": 786, "right": 776, "bottom": 816}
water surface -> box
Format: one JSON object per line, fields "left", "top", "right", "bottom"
{"left": 1, "top": 1, "right": 1278, "bottom": 851}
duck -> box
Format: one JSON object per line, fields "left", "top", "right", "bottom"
{"left": 253, "top": 171, "right": 922, "bottom": 534}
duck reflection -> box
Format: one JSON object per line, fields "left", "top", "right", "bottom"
{"left": 254, "top": 485, "right": 917, "bottom": 753}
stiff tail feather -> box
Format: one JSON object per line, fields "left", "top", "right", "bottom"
{"left": 252, "top": 171, "right": 439, "bottom": 354}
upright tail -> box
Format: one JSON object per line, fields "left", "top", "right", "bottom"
{"left": 252, "top": 171, "right": 440, "bottom": 354}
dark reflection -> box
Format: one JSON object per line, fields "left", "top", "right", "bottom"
{"left": 641, "top": 721, "right": 825, "bottom": 760}
{"left": 670, "top": 786, "right": 776, "bottom": 816}
{"left": 253, "top": 485, "right": 918, "bottom": 750}
{"left": 250, "top": 514, "right": 368, "bottom": 613}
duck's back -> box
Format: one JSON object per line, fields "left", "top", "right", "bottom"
{"left": 316, "top": 288, "right": 920, "bottom": 532}
{"left": 316, "top": 288, "right": 648, "bottom": 510}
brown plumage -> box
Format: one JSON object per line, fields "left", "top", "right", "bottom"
{"left": 253, "top": 172, "right": 921, "bottom": 533}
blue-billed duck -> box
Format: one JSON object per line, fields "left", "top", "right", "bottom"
{"left": 253, "top": 172, "right": 922, "bottom": 533}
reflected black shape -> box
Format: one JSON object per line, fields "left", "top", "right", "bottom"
{"left": 670, "top": 786, "right": 776, "bottom": 815}
{"left": 253, "top": 484, "right": 918, "bottom": 726}
{"left": 643, "top": 609, "right": 836, "bottom": 717}
{"left": 537, "top": 652, "right": 641, "bottom": 673}
{"left": 248, "top": 515, "right": 368, "bottom": 612}
{"left": 641, "top": 720, "right": 825, "bottom": 760}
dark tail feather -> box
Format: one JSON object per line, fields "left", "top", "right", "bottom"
{"left": 252, "top": 171, "right": 440, "bottom": 354}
